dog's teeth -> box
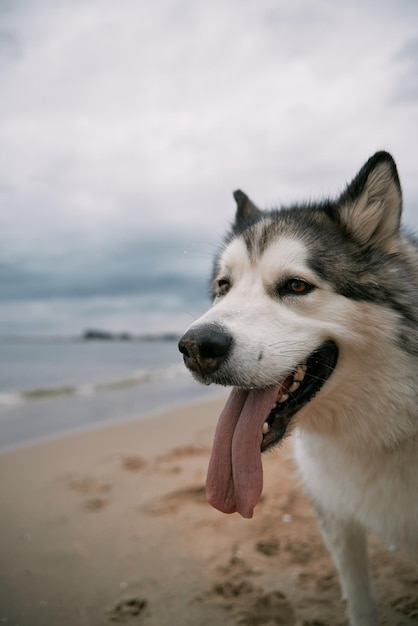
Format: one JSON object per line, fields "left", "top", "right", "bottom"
{"left": 278, "top": 393, "right": 289, "bottom": 404}
{"left": 289, "top": 380, "right": 300, "bottom": 393}
{"left": 262, "top": 422, "right": 269, "bottom": 434}
{"left": 294, "top": 364, "right": 307, "bottom": 382}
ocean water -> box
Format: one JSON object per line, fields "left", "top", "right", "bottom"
{"left": 0, "top": 339, "right": 225, "bottom": 449}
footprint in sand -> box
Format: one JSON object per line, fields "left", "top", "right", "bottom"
{"left": 83, "top": 496, "right": 108, "bottom": 511}
{"left": 255, "top": 538, "right": 280, "bottom": 557}
{"left": 156, "top": 445, "right": 211, "bottom": 463}
{"left": 204, "top": 554, "right": 296, "bottom": 625}
{"left": 108, "top": 597, "right": 147, "bottom": 623}
{"left": 68, "top": 476, "right": 111, "bottom": 511}
{"left": 153, "top": 445, "right": 211, "bottom": 475}
{"left": 283, "top": 538, "right": 320, "bottom": 565}
{"left": 212, "top": 579, "right": 255, "bottom": 599}
{"left": 141, "top": 484, "right": 207, "bottom": 515}
{"left": 120, "top": 455, "right": 148, "bottom": 472}
{"left": 239, "top": 590, "right": 295, "bottom": 625}
{"left": 210, "top": 582, "right": 295, "bottom": 625}
{"left": 69, "top": 475, "right": 111, "bottom": 494}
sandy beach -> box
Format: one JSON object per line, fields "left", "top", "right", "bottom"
{"left": 1, "top": 396, "right": 417, "bottom": 626}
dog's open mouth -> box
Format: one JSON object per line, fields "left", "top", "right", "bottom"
{"left": 260, "top": 340, "right": 338, "bottom": 452}
{"left": 206, "top": 341, "right": 338, "bottom": 519}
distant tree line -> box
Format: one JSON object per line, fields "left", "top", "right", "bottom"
{"left": 82, "top": 329, "right": 178, "bottom": 342}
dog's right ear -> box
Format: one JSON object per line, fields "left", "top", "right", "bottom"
{"left": 332, "top": 152, "right": 402, "bottom": 252}
{"left": 233, "top": 190, "right": 262, "bottom": 229}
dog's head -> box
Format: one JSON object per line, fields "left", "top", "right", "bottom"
{"left": 178, "top": 151, "right": 405, "bottom": 518}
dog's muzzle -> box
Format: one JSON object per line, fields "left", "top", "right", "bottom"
{"left": 178, "top": 325, "right": 233, "bottom": 376}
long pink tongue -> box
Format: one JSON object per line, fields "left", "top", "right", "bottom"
{"left": 206, "top": 385, "right": 281, "bottom": 519}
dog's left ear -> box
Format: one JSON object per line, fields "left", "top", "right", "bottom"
{"left": 233, "top": 190, "right": 262, "bottom": 229}
{"left": 333, "top": 151, "right": 402, "bottom": 251}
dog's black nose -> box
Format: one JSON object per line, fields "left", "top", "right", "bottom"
{"left": 178, "top": 325, "right": 233, "bottom": 375}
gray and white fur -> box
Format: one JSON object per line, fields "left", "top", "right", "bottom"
{"left": 179, "top": 152, "right": 418, "bottom": 626}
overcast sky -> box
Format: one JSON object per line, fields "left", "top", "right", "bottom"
{"left": 1, "top": 0, "right": 417, "bottom": 335}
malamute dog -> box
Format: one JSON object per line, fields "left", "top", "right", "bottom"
{"left": 178, "top": 152, "right": 418, "bottom": 626}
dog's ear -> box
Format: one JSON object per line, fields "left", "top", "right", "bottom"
{"left": 233, "top": 190, "right": 262, "bottom": 229}
{"left": 333, "top": 151, "right": 402, "bottom": 251}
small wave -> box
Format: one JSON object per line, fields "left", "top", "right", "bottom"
{"left": 0, "top": 363, "right": 187, "bottom": 405}
{"left": 95, "top": 363, "right": 186, "bottom": 392}
{"left": 0, "top": 392, "right": 24, "bottom": 407}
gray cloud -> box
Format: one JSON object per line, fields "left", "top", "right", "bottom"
{"left": 1, "top": 0, "right": 418, "bottom": 334}
{"left": 392, "top": 37, "right": 418, "bottom": 102}
{"left": 0, "top": 234, "right": 216, "bottom": 333}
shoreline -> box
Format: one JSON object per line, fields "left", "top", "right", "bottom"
{"left": 0, "top": 386, "right": 228, "bottom": 455}
{"left": 1, "top": 396, "right": 416, "bottom": 626}
{"left": 0, "top": 375, "right": 227, "bottom": 452}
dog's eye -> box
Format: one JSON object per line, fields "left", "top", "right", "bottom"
{"left": 216, "top": 280, "right": 231, "bottom": 298}
{"left": 279, "top": 278, "right": 314, "bottom": 296}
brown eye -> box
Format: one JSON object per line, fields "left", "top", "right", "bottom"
{"left": 217, "top": 280, "right": 231, "bottom": 297}
{"left": 288, "top": 279, "right": 308, "bottom": 293}
{"left": 277, "top": 278, "right": 314, "bottom": 297}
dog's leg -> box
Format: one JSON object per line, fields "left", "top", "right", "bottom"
{"left": 316, "top": 509, "right": 379, "bottom": 626}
